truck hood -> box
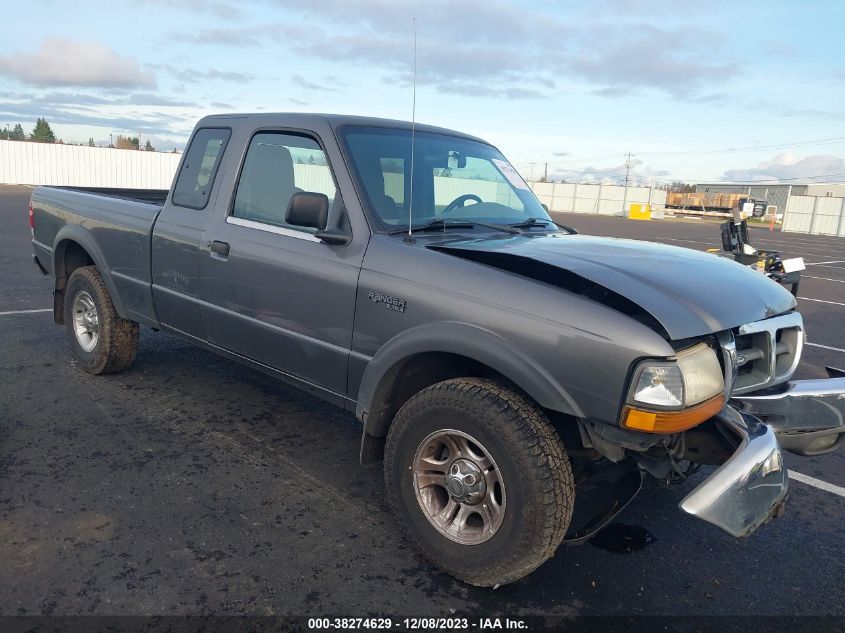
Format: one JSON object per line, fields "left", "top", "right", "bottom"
{"left": 428, "top": 233, "right": 797, "bottom": 340}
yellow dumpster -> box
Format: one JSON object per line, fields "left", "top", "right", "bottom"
{"left": 629, "top": 203, "right": 651, "bottom": 220}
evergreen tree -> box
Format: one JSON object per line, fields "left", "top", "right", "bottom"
{"left": 144, "top": 139, "right": 154, "bottom": 151}
{"left": 11, "top": 124, "right": 25, "bottom": 141}
{"left": 88, "top": 138, "right": 95, "bottom": 147}
{"left": 31, "top": 117, "right": 56, "bottom": 143}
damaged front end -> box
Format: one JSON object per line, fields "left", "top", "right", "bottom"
{"left": 674, "top": 315, "right": 845, "bottom": 536}
{"left": 678, "top": 364, "right": 845, "bottom": 535}
{"left": 580, "top": 312, "right": 845, "bottom": 540}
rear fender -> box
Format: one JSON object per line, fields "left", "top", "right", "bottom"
{"left": 52, "top": 225, "right": 129, "bottom": 322}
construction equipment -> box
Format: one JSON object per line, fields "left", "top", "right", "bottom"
{"left": 710, "top": 209, "right": 803, "bottom": 296}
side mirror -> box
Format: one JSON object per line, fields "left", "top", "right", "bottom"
{"left": 286, "top": 191, "right": 329, "bottom": 230}
{"left": 285, "top": 191, "right": 351, "bottom": 246}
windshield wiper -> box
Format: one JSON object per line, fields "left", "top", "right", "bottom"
{"left": 509, "top": 217, "right": 578, "bottom": 234}
{"left": 388, "top": 218, "right": 521, "bottom": 235}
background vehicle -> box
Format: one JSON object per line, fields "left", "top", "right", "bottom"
{"left": 29, "top": 113, "right": 845, "bottom": 586}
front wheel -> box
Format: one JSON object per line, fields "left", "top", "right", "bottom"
{"left": 384, "top": 378, "right": 575, "bottom": 586}
{"left": 64, "top": 266, "right": 139, "bottom": 375}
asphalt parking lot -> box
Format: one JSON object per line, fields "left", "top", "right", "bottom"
{"left": 1, "top": 184, "right": 843, "bottom": 618}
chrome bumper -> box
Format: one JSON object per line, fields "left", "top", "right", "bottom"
{"left": 731, "top": 373, "right": 845, "bottom": 456}
{"left": 680, "top": 373, "right": 845, "bottom": 537}
{"left": 680, "top": 407, "right": 788, "bottom": 537}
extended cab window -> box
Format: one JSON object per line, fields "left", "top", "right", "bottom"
{"left": 172, "top": 127, "right": 230, "bottom": 209}
{"left": 231, "top": 132, "right": 336, "bottom": 232}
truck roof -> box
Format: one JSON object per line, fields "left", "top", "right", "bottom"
{"left": 197, "top": 112, "right": 489, "bottom": 145}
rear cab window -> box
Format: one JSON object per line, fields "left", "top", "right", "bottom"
{"left": 172, "top": 127, "right": 231, "bottom": 209}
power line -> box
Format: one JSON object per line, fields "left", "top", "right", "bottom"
{"left": 523, "top": 160, "right": 845, "bottom": 186}
{"left": 549, "top": 152, "right": 626, "bottom": 164}
{"left": 636, "top": 136, "right": 845, "bottom": 157}
{"left": 540, "top": 135, "right": 845, "bottom": 165}
{"left": 544, "top": 172, "right": 845, "bottom": 185}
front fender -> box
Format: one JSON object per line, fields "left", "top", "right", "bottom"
{"left": 356, "top": 321, "right": 585, "bottom": 440}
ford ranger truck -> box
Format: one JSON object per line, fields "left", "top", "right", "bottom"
{"left": 29, "top": 114, "right": 845, "bottom": 586}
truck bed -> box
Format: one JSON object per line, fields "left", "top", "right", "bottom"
{"left": 31, "top": 185, "right": 166, "bottom": 327}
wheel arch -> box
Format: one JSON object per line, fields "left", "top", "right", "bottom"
{"left": 356, "top": 322, "right": 584, "bottom": 465}
{"left": 52, "top": 226, "right": 127, "bottom": 324}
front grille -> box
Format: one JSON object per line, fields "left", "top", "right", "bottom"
{"left": 728, "top": 312, "right": 803, "bottom": 394}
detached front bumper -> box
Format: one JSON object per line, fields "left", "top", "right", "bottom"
{"left": 732, "top": 371, "right": 845, "bottom": 455}
{"left": 679, "top": 372, "right": 845, "bottom": 537}
{"left": 679, "top": 407, "right": 787, "bottom": 537}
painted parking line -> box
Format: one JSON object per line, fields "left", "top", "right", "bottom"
{"left": 806, "top": 341, "right": 845, "bottom": 354}
{"left": 807, "top": 260, "right": 845, "bottom": 265}
{"left": 799, "top": 297, "right": 845, "bottom": 307}
{"left": 804, "top": 275, "right": 845, "bottom": 283}
{"left": 751, "top": 242, "right": 845, "bottom": 256}
{"left": 810, "top": 263, "right": 845, "bottom": 270}
{"left": 789, "top": 470, "right": 845, "bottom": 499}
{"left": 0, "top": 308, "right": 52, "bottom": 316}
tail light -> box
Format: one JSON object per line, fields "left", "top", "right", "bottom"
{"left": 28, "top": 200, "right": 34, "bottom": 237}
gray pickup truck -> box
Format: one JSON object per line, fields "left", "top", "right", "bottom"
{"left": 30, "top": 113, "right": 845, "bottom": 586}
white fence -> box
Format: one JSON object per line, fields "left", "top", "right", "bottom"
{"left": 527, "top": 181, "right": 667, "bottom": 216}
{"left": 783, "top": 194, "right": 845, "bottom": 236}
{"left": 0, "top": 140, "right": 181, "bottom": 189}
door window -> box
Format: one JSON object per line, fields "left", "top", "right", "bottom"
{"left": 232, "top": 132, "right": 337, "bottom": 232}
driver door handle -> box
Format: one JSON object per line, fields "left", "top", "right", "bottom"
{"left": 209, "top": 240, "right": 230, "bottom": 259}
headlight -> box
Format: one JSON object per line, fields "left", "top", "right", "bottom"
{"left": 623, "top": 343, "right": 725, "bottom": 434}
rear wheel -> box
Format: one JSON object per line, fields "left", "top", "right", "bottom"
{"left": 384, "top": 378, "right": 575, "bottom": 586}
{"left": 64, "top": 266, "right": 139, "bottom": 375}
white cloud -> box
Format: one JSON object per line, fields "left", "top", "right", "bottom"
{"left": 722, "top": 153, "right": 845, "bottom": 183}
{"left": 149, "top": 63, "right": 254, "bottom": 84}
{"left": 0, "top": 38, "right": 156, "bottom": 89}
{"left": 180, "top": 2, "right": 738, "bottom": 100}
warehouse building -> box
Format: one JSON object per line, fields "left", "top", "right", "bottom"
{"left": 694, "top": 182, "right": 845, "bottom": 215}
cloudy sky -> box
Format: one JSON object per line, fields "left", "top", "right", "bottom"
{"left": 1, "top": 0, "right": 844, "bottom": 184}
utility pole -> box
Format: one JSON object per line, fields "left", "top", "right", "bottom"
{"left": 528, "top": 162, "right": 540, "bottom": 182}
{"left": 544, "top": 162, "right": 548, "bottom": 182}
{"left": 622, "top": 152, "right": 633, "bottom": 217}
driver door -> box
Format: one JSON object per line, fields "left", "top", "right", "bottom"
{"left": 198, "top": 129, "right": 365, "bottom": 396}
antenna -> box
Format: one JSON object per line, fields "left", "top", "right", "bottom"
{"left": 406, "top": 17, "right": 417, "bottom": 242}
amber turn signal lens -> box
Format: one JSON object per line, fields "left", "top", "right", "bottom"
{"left": 622, "top": 394, "right": 725, "bottom": 434}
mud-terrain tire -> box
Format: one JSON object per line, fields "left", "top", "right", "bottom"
{"left": 384, "top": 378, "right": 575, "bottom": 586}
{"left": 64, "top": 266, "right": 139, "bottom": 375}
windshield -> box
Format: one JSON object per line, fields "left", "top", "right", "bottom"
{"left": 340, "top": 126, "right": 552, "bottom": 230}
